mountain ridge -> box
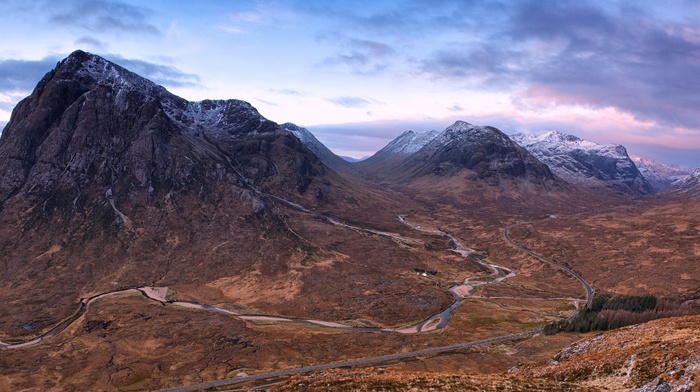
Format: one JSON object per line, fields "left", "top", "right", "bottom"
{"left": 358, "top": 121, "right": 564, "bottom": 195}
{"left": 630, "top": 154, "right": 691, "bottom": 190}
{"left": 511, "top": 130, "right": 653, "bottom": 195}
{"left": 280, "top": 122, "right": 353, "bottom": 173}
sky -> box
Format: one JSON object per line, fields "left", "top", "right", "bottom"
{"left": 1, "top": 0, "right": 700, "bottom": 168}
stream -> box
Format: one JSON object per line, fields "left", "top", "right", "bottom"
{"left": 0, "top": 215, "right": 516, "bottom": 348}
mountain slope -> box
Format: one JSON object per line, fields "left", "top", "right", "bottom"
{"left": 270, "top": 314, "right": 700, "bottom": 391}
{"left": 630, "top": 154, "right": 690, "bottom": 191}
{"left": 516, "top": 315, "right": 700, "bottom": 391}
{"left": 673, "top": 169, "right": 700, "bottom": 197}
{"left": 360, "top": 121, "right": 561, "bottom": 190}
{"left": 511, "top": 131, "right": 653, "bottom": 195}
{"left": 280, "top": 122, "right": 352, "bottom": 172}
{"left": 357, "top": 129, "right": 438, "bottom": 175}
{"left": 0, "top": 51, "right": 451, "bottom": 340}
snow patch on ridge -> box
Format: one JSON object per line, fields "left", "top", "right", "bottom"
{"left": 511, "top": 130, "right": 652, "bottom": 194}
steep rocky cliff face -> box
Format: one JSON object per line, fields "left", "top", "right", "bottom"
{"left": 512, "top": 131, "right": 653, "bottom": 195}
{"left": 0, "top": 50, "right": 328, "bottom": 219}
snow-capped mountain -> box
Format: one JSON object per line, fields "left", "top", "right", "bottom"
{"left": 672, "top": 169, "right": 700, "bottom": 197}
{"left": 629, "top": 154, "right": 690, "bottom": 191}
{"left": 511, "top": 131, "right": 653, "bottom": 195}
{"left": 281, "top": 122, "right": 351, "bottom": 172}
{"left": 359, "top": 121, "right": 562, "bottom": 190}
{"left": 377, "top": 129, "right": 440, "bottom": 155}
{"left": 0, "top": 50, "right": 334, "bottom": 204}
{"left": 358, "top": 129, "right": 438, "bottom": 171}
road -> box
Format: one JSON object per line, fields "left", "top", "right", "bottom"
{"left": 504, "top": 221, "right": 595, "bottom": 309}
{"left": 156, "top": 219, "right": 595, "bottom": 392}
{"left": 2, "top": 215, "right": 594, "bottom": 392}
{"left": 156, "top": 329, "right": 541, "bottom": 392}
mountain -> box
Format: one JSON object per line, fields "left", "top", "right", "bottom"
{"left": 359, "top": 121, "right": 560, "bottom": 190}
{"left": 673, "top": 168, "right": 700, "bottom": 197}
{"left": 357, "top": 129, "right": 438, "bottom": 173}
{"left": 511, "top": 131, "right": 653, "bottom": 195}
{"left": 280, "top": 122, "right": 352, "bottom": 172}
{"left": 630, "top": 154, "right": 690, "bottom": 190}
{"left": 0, "top": 51, "right": 446, "bottom": 341}
{"left": 0, "top": 50, "right": 324, "bottom": 334}
{"left": 0, "top": 50, "right": 332, "bottom": 208}
{"left": 340, "top": 155, "right": 367, "bottom": 163}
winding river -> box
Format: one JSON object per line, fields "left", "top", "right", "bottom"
{"left": 0, "top": 215, "right": 517, "bottom": 349}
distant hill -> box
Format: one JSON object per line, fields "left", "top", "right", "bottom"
{"left": 630, "top": 154, "right": 690, "bottom": 191}
{"left": 340, "top": 155, "right": 367, "bottom": 163}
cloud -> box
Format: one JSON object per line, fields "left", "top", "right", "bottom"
{"left": 74, "top": 36, "right": 109, "bottom": 51}
{"left": 47, "top": 0, "right": 160, "bottom": 35}
{"left": 318, "top": 32, "right": 395, "bottom": 75}
{"left": 219, "top": 3, "right": 298, "bottom": 34}
{"left": 267, "top": 88, "right": 306, "bottom": 96}
{"left": 103, "top": 55, "right": 201, "bottom": 88}
{"left": 447, "top": 104, "right": 463, "bottom": 112}
{"left": 256, "top": 98, "right": 279, "bottom": 107}
{"left": 507, "top": 3, "right": 700, "bottom": 129}
{"left": 0, "top": 56, "right": 62, "bottom": 90}
{"left": 410, "top": 1, "right": 700, "bottom": 132}
{"left": 326, "top": 96, "right": 372, "bottom": 108}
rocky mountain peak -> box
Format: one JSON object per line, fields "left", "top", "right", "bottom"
{"left": 511, "top": 130, "right": 653, "bottom": 195}
{"left": 51, "top": 50, "right": 164, "bottom": 95}
{"left": 359, "top": 120, "right": 561, "bottom": 191}
{"left": 673, "top": 168, "right": 700, "bottom": 197}
{"left": 630, "top": 154, "right": 691, "bottom": 190}
{"left": 0, "top": 51, "right": 328, "bottom": 219}
{"left": 384, "top": 129, "right": 439, "bottom": 155}
{"left": 418, "top": 121, "right": 557, "bottom": 184}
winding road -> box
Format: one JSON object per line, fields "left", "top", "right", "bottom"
{"left": 1, "top": 215, "right": 594, "bottom": 392}
{"left": 1, "top": 214, "right": 517, "bottom": 349}
{"left": 155, "top": 218, "right": 595, "bottom": 392}
{"left": 504, "top": 220, "right": 594, "bottom": 309}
